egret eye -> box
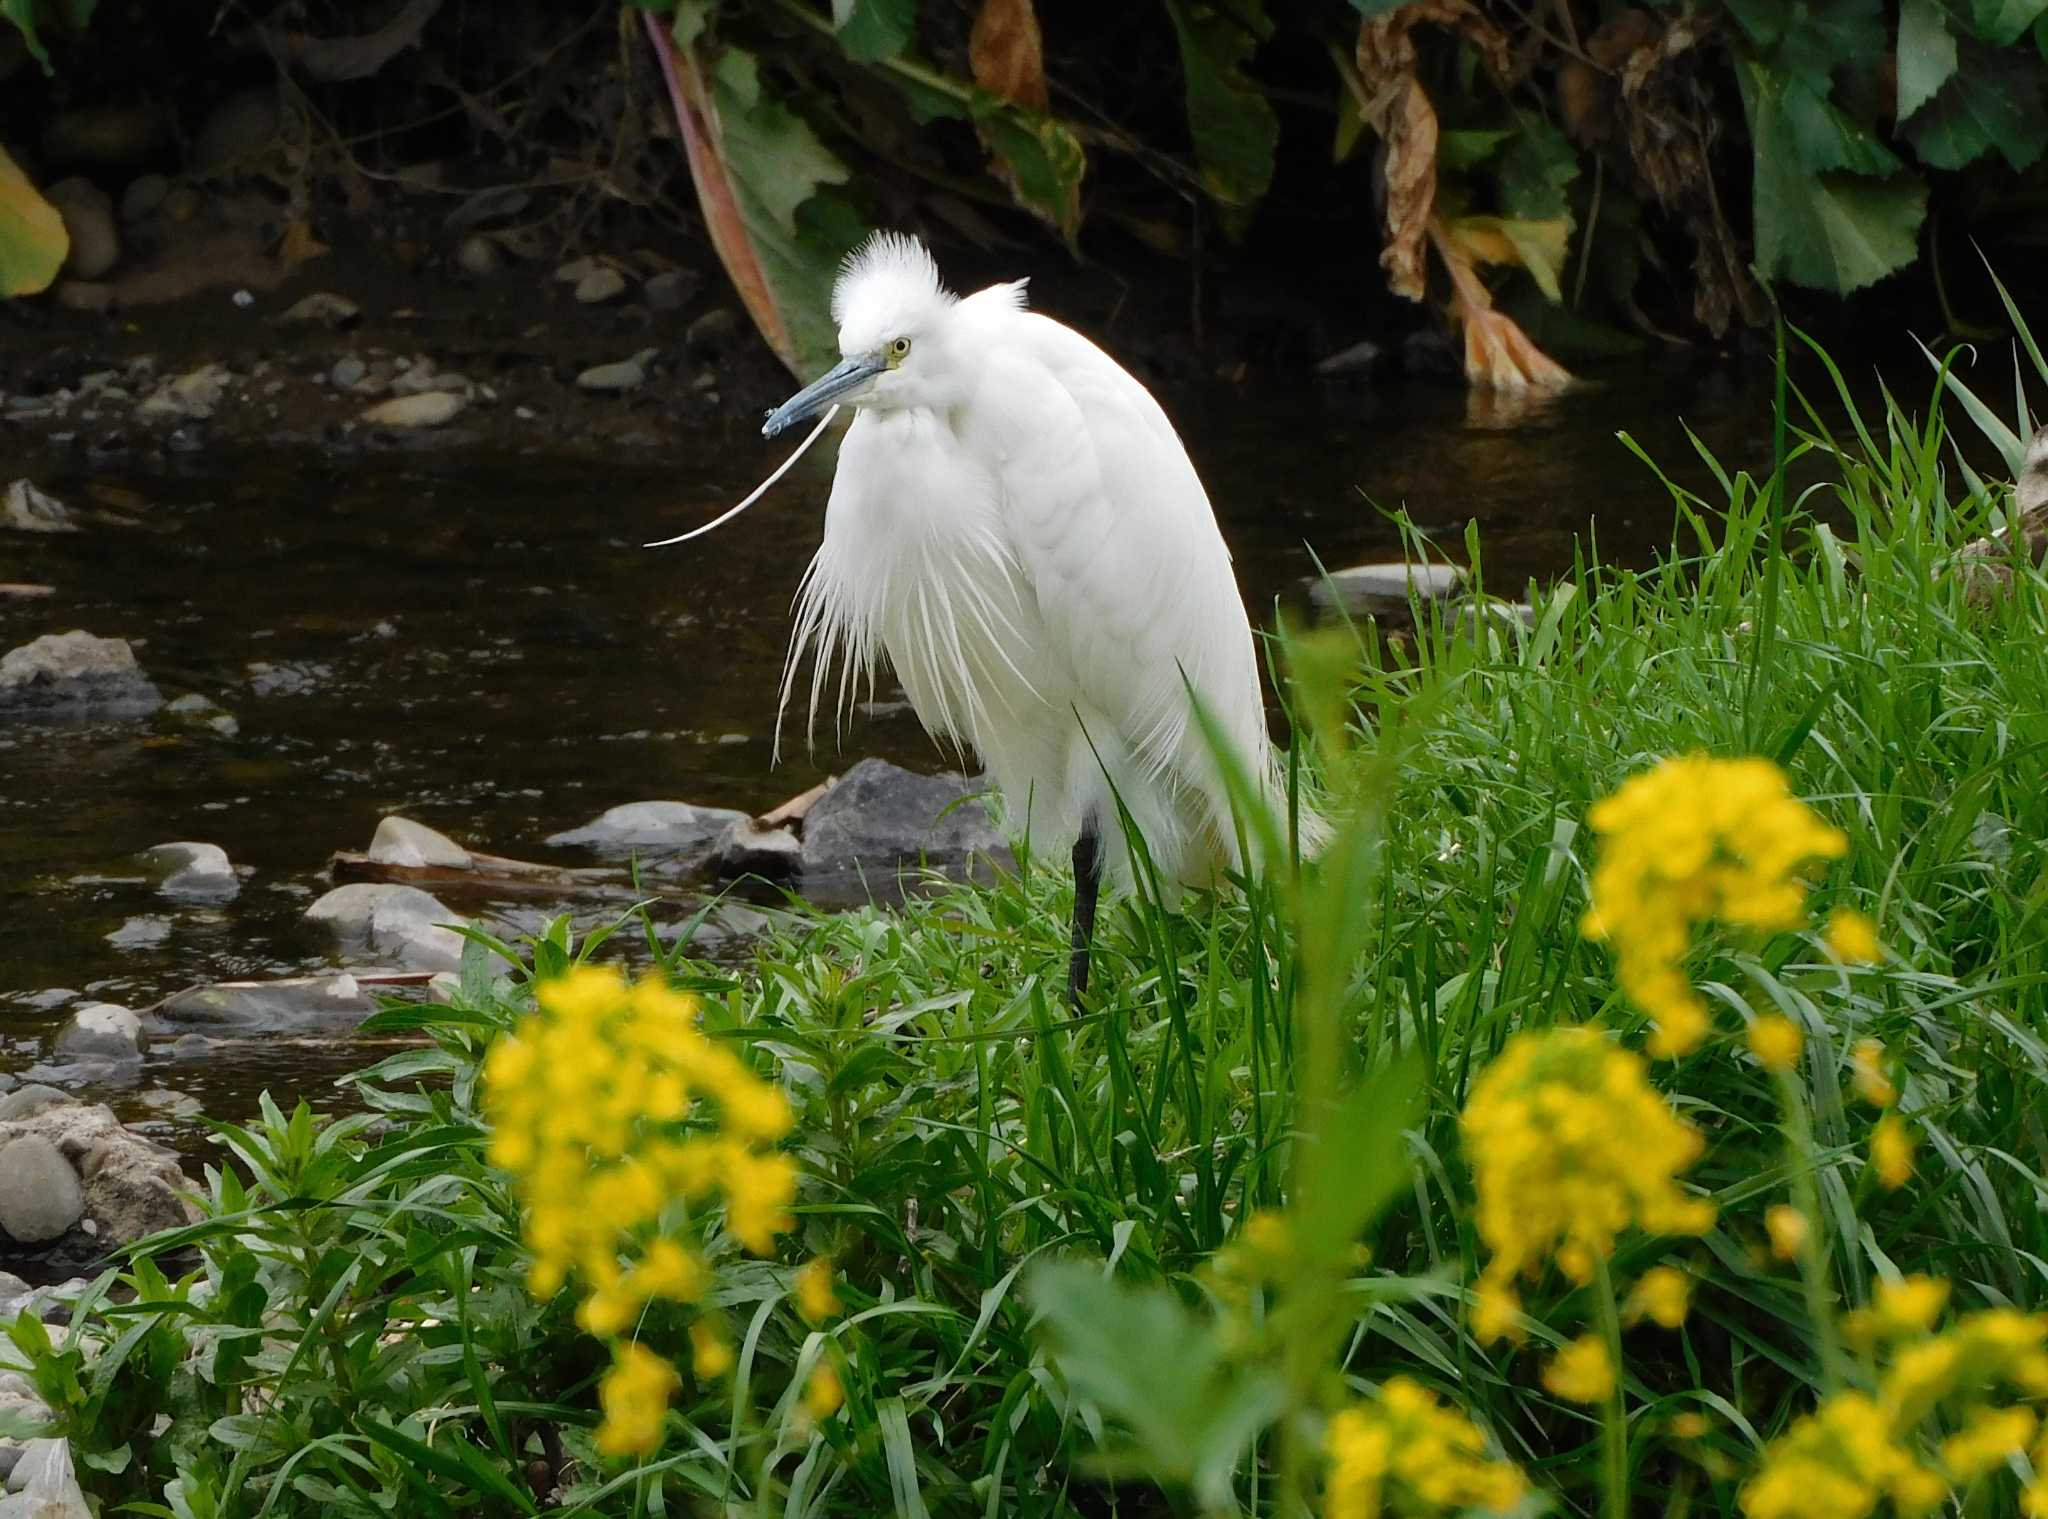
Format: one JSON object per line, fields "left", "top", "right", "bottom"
{"left": 887, "top": 336, "right": 912, "bottom": 364}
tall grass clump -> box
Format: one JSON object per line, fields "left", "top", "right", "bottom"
{"left": 9, "top": 325, "right": 2046, "bottom": 1519}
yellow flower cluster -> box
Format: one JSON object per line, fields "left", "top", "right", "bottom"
{"left": 1543, "top": 1335, "right": 1615, "bottom": 1404}
{"left": 1461, "top": 1027, "right": 1715, "bottom": 1339}
{"left": 483, "top": 965, "right": 798, "bottom": 1456}
{"left": 1324, "top": 1376, "right": 1526, "bottom": 1519}
{"left": 1742, "top": 1301, "right": 2048, "bottom": 1519}
{"left": 1582, "top": 755, "right": 1848, "bottom": 1057}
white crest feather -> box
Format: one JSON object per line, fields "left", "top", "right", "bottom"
{"left": 831, "top": 232, "right": 951, "bottom": 329}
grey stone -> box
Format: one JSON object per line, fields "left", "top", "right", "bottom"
{"left": 136, "top": 364, "right": 231, "bottom": 422}
{"left": 141, "top": 841, "right": 239, "bottom": 903}
{"left": 161, "top": 693, "right": 238, "bottom": 738}
{"left": 0, "top": 632, "right": 161, "bottom": 722}
{"left": 798, "top": 759, "right": 1010, "bottom": 884}
{"left": 718, "top": 817, "right": 801, "bottom": 879}
{"left": 1, "top": 482, "right": 76, "bottom": 535}
{"left": 455, "top": 235, "right": 500, "bottom": 278}
{"left": 245, "top": 659, "right": 330, "bottom": 697}
{"left": 686, "top": 307, "right": 740, "bottom": 350}
{"left": 368, "top": 815, "right": 471, "bottom": 869}
{"left": 553, "top": 256, "right": 600, "bottom": 283}
{"left": 0, "top": 1105, "right": 194, "bottom": 1251}
{"left": 576, "top": 348, "right": 658, "bottom": 393}
{"left": 547, "top": 800, "right": 749, "bottom": 861}
{"left": 574, "top": 266, "right": 628, "bottom": 305}
{"left": 330, "top": 355, "right": 367, "bottom": 390}
{"left": 305, "top": 884, "right": 466, "bottom": 971}
{"left": 360, "top": 391, "right": 464, "bottom": 429}
{"left": 44, "top": 178, "right": 118, "bottom": 279}
{"left": 104, "top": 916, "right": 171, "bottom": 950}
{"left": 277, "top": 292, "right": 359, "bottom": 328}
{"left": 1307, "top": 561, "right": 1467, "bottom": 616}
{"left": 0, "top": 1089, "right": 72, "bottom": 1123}
{"left": 643, "top": 268, "right": 694, "bottom": 311}
{"left": 52, "top": 1003, "right": 146, "bottom": 1063}
{"left": 119, "top": 173, "right": 168, "bottom": 223}
{"left": 0, "top": 1139, "right": 83, "bottom": 1244}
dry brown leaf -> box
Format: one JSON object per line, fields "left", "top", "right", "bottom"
{"left": 1429, "top": 216, "right": 1574, "bottom": 392}
{"left": 1374, "top": 79, "right": 1437, "bottom": 301}
{"left": 1355, "top": 1, "right": 1516, "bottom": 305}
{"left": 970, "top": 0, "right": 1049, "bottom": 112}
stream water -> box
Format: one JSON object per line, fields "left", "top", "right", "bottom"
{"left": 0, "top": 352, "right": 1873, "bottom": 1145}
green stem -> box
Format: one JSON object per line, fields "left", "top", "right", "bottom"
{"left": 1776, "top": 1070, "right": 1850, "bottom": 1392}
{"left": 1745, "top": 303, "right": 1790, "bottom": 749}
{"left": 1592, "top": 1253, "right": 1629, "bottom": 1519}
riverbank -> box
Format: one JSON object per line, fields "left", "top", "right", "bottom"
{"left": 6, "top": 357, "right": 2045, "bottom": 1517}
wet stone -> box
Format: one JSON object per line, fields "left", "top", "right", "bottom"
{"left": 368, "top": 816, "right": 471, "bottom": 869}
{"left": 0, "top": 1138, "right": 83, "bottom": 1244}
{"left": 141, "top": 841, "right": 239, "bottom": 903}
{"left": 1307, "top": 561, "right": 1467, "bottom": 616}
{"left": 797, "top": 759, "right": 1011, "bottom": 885}
{"left": 0, "top": 631, "right": 161, "bottom": 723}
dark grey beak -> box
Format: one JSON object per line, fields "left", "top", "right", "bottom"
{"left": 762, "top": 356, "right": 885, "bottom": 439}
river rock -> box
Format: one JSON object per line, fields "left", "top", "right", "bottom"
{"left": 136, "top": 363, "right": 231, "bottom": 421}
{"left": 1, "top": 481, "right": 76, "bottom": 534}
{"left": 798, "top": 759, "right": 1010, "bottom": 882}
{"left": 368, "top": 815, "right": 471, "bottom": 869}
{"left": 686, "top": 307, "right": 740, "bottom": 350}
{"left": 547, "top": 800, "right": 749, "bottom": 863}
{"left": 330, "top": 354, "right": 368, "bottom": 390}
{"left": 0, "top": 1139, "right": 83, "bottom": 1244}
{"left": 277, "top": 291, "right": 359, "bottom": 328}
{"left": 104, "top": 915, "right": 171, "bottom": 950}
{"left": 2, "top": 1436, "right": 86, "bottom": 1511}
{"left": 455, "top": 234, "right": 499, "bottom": 277}
{"left": 156, "top": 973, "right": 376, "bottom": 1033}
{"left": 0, "top": 632, "right": 162, "bottom": 723}
{"left": 119, "top": 172, "right": 168, "bottom": 223}
{"left": 43, "top": 178, "right": 119, "bottom": 280}
{"left": 643, "top": 268, "right": 694, "bottom": 311}
{"left": 0, "top": 1089, "right": 72, "bottom": 1123}
{"left": 53, "top": 280, "right": 112, "bottom": 315}
{"left": 574, "top": 266, "right": 628, "bottom": 304}
{"left": 0, "top": 1102, "right": 196, "bottom": 1251}
{"left": 1307, "top": 561, "right": 1467, "bottom": 616}
{"left": 305, "top": 883, "right": 466, "bottom": 971}
{"left": 51, "top": 1003, "right": 146, "bottom": 1064}
{"left": 718, "top": 817, "right": 802, "bottom": 879}
{"left": 360, "top": 391, "right": 464, "bottom": 429}
{"left": 140, "top": 841, "right": 240, "bottom": 902}
{"left": 576, "top": 348, "right": 657, "bottom": 392}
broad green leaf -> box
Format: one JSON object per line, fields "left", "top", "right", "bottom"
{"left": 8, "top": 0, "right": 93, "bottom": 68}
{"left": 1291, "top": 1053, "right": 1424, "bottom": 1267}
{"left": 0, "top": 145, "right": 67, "bottom": 297}
{"left": 1438, "top": 128, "right": 1515, "bottom": 172}
{"left": 1903, "top": 39, "right": 2048, "bottom": 170}
{"left": 1725, "top": 0, "right": 1884, "bottom": 74}
{"left": 1164, "top": 0, "right": 1279, "bottom": 213}
{"left": 1497, "top": 119, "right": 1579, "bottom": 219}
{"left": 671, "top": 36, "right": 864, "bottom": 378}
{"left": 1026, "top": 1261, "right": 1285, "bottom": 1503}
{"left": 970, "top": 95, "right": 1087, "bottom": 236}
{"left": 833, "top": 0, "right": 916, "bottom": 61}
{"left": 1780, "top": 76, "right": 1903, "bottom": 174}
{"left": 1896, "top": 0, "right": 1958, "bottom": 119}
{"left": 1440, "top": 213, "right": 1575, "bottom": 301}
{"left": 1741, "top": 61, "right": 1926, "bottom": 293}
{"left": 1972, "top": 0, "right": 2048, "bottom": 44}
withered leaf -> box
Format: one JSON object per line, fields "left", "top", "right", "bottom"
{"left": 969, "top": 0, "right": 1049, "bottom": 112}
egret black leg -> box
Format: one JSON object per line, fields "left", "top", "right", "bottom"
{"left": 1069, "top": 820, "right": 1103, "bottom": 1006}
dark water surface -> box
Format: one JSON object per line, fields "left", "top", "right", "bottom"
{"left": 0, "top": 353, "right": 1874, "bottom": 1139}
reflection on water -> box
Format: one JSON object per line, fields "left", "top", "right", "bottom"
{"left": 0, "top": 350, "right": 1903, "bottom": 1138}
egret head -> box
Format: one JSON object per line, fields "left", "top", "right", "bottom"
{"left": 762, "top": 233, "right": 958, "bottom": 438}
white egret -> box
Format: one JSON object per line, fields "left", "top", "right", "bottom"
{"left": 672, "top": 232, "right": 1301, "bottom": 999}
